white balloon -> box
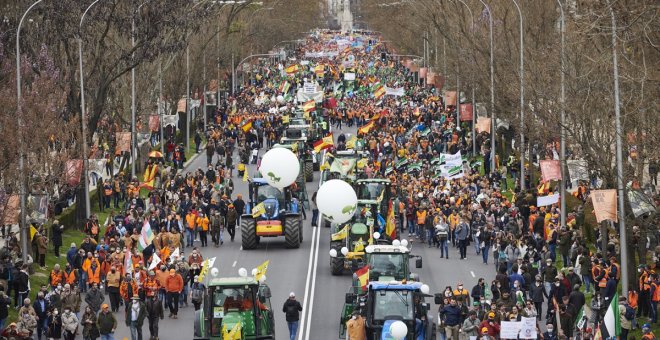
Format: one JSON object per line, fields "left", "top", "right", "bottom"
{"left": 260, "top": 148, "right": 300, "bottom": 189}
{"left": 390, "top": 320, "right": 408, "bottom": 339}
{"left": 210, "top": 267, "right": 219, "bottom": 277}
{"left": 401, "top": 239, "right": 409, "bottom": 247}
{"left": 259, "top": 275, "right": 267, "bottom": 283}
{"left": 373, "top": 232, "right": 381, "bottom": 240}
{"left": 392, "top": 239, "right": 401, "bottom": 247}
{"left": 238, "top": 268, "right": 248, "bottom": 277}
{"left": 329, "top": 249, "right": 338, "bottom": 258}
{"left": 420, "top": 284, "right": 430, "bottom": 295}
{"left": 251, "top": 268, "right": 258, "bottom": 276}
{"left": 341, "top": 247, "right": 349, "bottom": 256}
{"left": 316, "top": 180, "right": 358, "bottom": 224}
{"left": 365, "top": 245, "right": 374, "bottom": 254}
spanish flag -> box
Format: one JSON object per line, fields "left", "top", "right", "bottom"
{"left": 313, "top": 133, "right": 334, "bottom": 153}
{"left": 355, "top": 265, "right": 369, "bottom": 293}
{"left": 140, "top": 163, "right": 158, "bottom": 190}
{"left": 385, "top": 200, "right": 397, "bottom": 240}
{"left": 358, "top": 121, "right": 374, "bottom": 135}
{"left": 241, "top": 120, "right": 253, "bottom": 133}
{"left": 285, "top": 64, "right": 299, "bottom": 75}
{"left": 373, "top": 85, "right": 386, "bottom": 100}
{"left": 302, "top": 100, "right": 315, "bottom": 114}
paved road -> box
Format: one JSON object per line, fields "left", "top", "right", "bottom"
{"left": 107, "top": 125, "right": 495, "bottom": 340}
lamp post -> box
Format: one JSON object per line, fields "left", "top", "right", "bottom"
{"left": 158, "top": 60, "right": 164, "bottom": 154}
{"left": 606, "top": 0, "right": 628, "bottom": 295}
{"left": 16, "top": 0, "right": 44, "bottom": 262}
{"left": 78, "top": 0, "right": 103, "bottom": 221}
{"left": 511, "top": 0, "right": 525, "bottom": 190}
{"left": 556, "top": 0, "right": 566, "bottom": 230}
{"left": 478, "top": 0, "right": 495, "bottom": 173}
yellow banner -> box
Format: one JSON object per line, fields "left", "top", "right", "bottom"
{"left": 255, "top": 260, "right": 269, "bottom": 282}
{"left": 331, "top": 225, "right": 349, "bottom": 241}
{"left": 251, "top": 202, "right": 266, "bottom": 217}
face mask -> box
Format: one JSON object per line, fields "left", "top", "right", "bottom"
{"left": 536, "top": 282, "right": 541, "bottom": 287}
{"left": 555, "top": 283, "right": 560, "bottom": 287}
{"left": 54, "top": 311, "right": 58, "bottom": 315}
{"left": 497, "top": 284, "right": 501, "bottom": 288}
{"left": 458, "top": 286, "right": 463, "bottom": 290}
{"left": 547, "top": 327, "right": 554, "bottom": 332}
{"left": 514, "top": 283, "right": 519, "bottom": 288}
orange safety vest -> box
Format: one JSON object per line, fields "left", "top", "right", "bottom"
{"left": 611, "top": 262, "right": 621, "bottom": 280}
{"left": 50, "top": 270, "right": 63, "bottom": 287}
{"left": 63, "top": 270, "right": 77, "bottom": 285}
{"left": 652, "top": 283, "right": 660, "bottom": 302}
{"left": 628, "top": 290, "right": 639, "bottom": 309}
{"left": 86, "top": 266, "right": 101, "bottom": 285}
{"left": 598, "top": 268, "right": 609, "bottom": 288}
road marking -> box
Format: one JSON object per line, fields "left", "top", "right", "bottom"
{"left": 471, "top": 271, "right": 475, "bottom": 278}
{"left": 303, "top": 219, "right": 321, "bottom": 340}
{"left": 298, "top": 225, "right": 317, "bottom": 340}
{"left": 232, "top": 261, "right": 237, "bottom": 268}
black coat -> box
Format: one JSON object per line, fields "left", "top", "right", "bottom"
{"left": 0, "top": 294, "right": 10, "bottom": 320}
{"left": 33, "top": 298, "right": 50, "bottom": 320}
{"left": 529, "top": 284, "right": 546, "bottom": 303}
{"left": 282, "top": 299, "right": 302, "bottom": 322}
{"left": 51, "top": 223, "right": 64, "bottom": 246}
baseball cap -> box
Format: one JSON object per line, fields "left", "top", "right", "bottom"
{"left": 289, "top": 292, "right": 295, "bottom": 298}
{"left": 102, "top": 304, "right": 109, "bottom": 309}
{"left": 71, "top": 243, "right": 76, "bottom": 248}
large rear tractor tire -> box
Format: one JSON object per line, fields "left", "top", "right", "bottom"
{"left": 331, "top": 256, "right": 344, "bottom": 275}
{"left": 304, "top": 161, "right": 314, "bottom": 182}
{"left": 241, "top": 218, "right": 258, "bottom": 250}
{"left": 284, "top": 217, "right": 301, "bottom": 249}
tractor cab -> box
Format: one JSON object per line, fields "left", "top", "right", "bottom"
{"left": 194, "top": 277, "right": 275, "bottom": 339}
{"left": 365, "top": 245, "right": 422, "bottom": 282}
{"left": 340, "top": 281, "right": 436, "bottom": 340}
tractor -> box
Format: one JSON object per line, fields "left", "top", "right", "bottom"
{"left": 339, "top": 281, "right": 437, "bottom": 340}
{"left": 327, "top": 203, "right": 372, "bottom": 275}
{"left": 363, "top": 244, "right": 422, "bottom": 283}
{"left": 241, "top": 178, "right": 302, "bottom": 249}
{"left": 278, "top": 131, "right": 315, "bottom": 182}
{"left": 194, "top": 276, "right": 275, "bottom": 340}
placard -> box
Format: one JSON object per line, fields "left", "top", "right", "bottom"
{"left": 500, "top": 321, "right": 521, "bottom": 339}
{"left": 519, "top": 317, "right": 537, "bottom": 339}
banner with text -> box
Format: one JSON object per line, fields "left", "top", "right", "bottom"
{"left": 591, "top": 189, "right": 618, "bottom": 223}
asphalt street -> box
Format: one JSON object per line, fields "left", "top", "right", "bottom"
{"left": 105, "top": 124, "right": 494, "bottom": 339}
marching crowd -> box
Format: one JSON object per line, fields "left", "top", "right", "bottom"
{"left": 0, "top": 29, "right": 657, "bottom": 340}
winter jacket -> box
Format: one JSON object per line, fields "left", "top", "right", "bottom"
{"left": 165, "top": 274, "right": 184, "bottom": 292}
{"left": 124, "top": 301, "right": 147, "bottom": 327}
{"left": 84, "top": 287, "right": 105, "bottom": 312}
{"left": 146, "top": 297, "right": 164, "bottom": 319}
{"left": 61, "top": 311, "right": 79, "bottom": 333}
{"left": 282, "top": 299, "right": 302, "bottom": 322}
{"left": 440, "top": 305, "right": 462, "bottom": 326}
{"left": 97, "top": 311, "right": 117, "bottom": 335}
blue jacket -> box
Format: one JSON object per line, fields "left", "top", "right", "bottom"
{"left": 66, "top": 247, "right": 77, "bottom": 267}
{"left": 440, "top": 305, "right": 462, "bottom": 326}
{"left": 509, "top": 273, "right": 525, "bottom": 289}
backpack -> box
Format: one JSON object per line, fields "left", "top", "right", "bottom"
{"left": 624, "top": 304, "right": 635, "bottom": 320}
{"left": 191, "top": 286, "right": 204, "bottom": 303}
{"left": 498, "top": 250, "right": 509, "bottom": 262}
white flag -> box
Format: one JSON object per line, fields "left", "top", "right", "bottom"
{"left": 170, "top": 247, "right": 180, "bottom": 260}
{"left": 148, "top": 252, "right": 162, "bottom": 271}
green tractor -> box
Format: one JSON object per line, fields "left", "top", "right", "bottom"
{"left": 362, "top": 243, "right": 422, "bottom": 283}
{"left": 328, "top": 204, "right": 371, "bottom": 275}
{"left": 240, "top": 178, "right": 302, "bottom": 249}
{"left": 339, "top": 281, "right": 437, "bottom": 340}
{"left": 278, "top": 130, "right": 314, "bottom": 182}
{"left": 194, "top": 276, "right": 275, "bottom": 340}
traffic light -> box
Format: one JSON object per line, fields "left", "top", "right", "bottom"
{"left": 380, "top": 52, "right": 387, "bottom": 62}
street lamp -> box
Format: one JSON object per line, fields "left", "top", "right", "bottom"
{"left": 78, "top": 0, "right": 104, "bottom": 220}
{"left": 511, "top": 0, "right": 525, "bottom": 191}
{"left": 556, "top": 0, "right": 567, "bottom": 232}
{"left": 606, "top": 0, "right": 629, "bottom": 295}
{"left": 478, "top": 0, "right": 496, "bottom": 173}
{"left": 16, "top": 0, "right": 44, "bottom": 262}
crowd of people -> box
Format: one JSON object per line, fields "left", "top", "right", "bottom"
{"left": 0, "top": 28, "right": 657, "bottom": 340}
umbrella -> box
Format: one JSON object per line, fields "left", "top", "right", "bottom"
{"left": 148, "top": 150, "right": 163, "bottom": 158}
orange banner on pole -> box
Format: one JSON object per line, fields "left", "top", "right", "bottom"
{"left": 419, "top": 67, "right": 428, "bottom": 79}
{"left": 540, "top": 160, "right": 562, "bottom": 181}
{"left": 0, "top": 195, "right": 20, "bottom": 225}
{"left": 444, "top": 91, "right": 457, "bottom": 106}
{"left": 459, "top": 104, "right": 473, "bottom": 122}
{"left": 426, "top": 72, "right": 436, "bottom": 85}
{"left": 65, "top": 159, "right": 84, "bottom": 186}
{"left": 476, "top": 117, "right": 491, "bottom": 133}
{"left": 115, "top": 132, "right": 132, "bottom": 152}
{"left": 591, "top": 189, "right": 618, "bottom": 223}
{"left": 149, "top": 115, "right": 160, "bottom": 131}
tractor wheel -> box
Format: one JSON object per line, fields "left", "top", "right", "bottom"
{"left": 304, "top": 161, "right": 314, "bottom": 182}
{"left": 284, "top": 217, "right": 301, "bottom": 249}
{"left": 240, "top": 218, "right": 258, "bottom": 250}
{"left": 313, "top": 160, "right": 320, "bottom": 171}
{"left": 331, "top": 256, "right": 344, "bottom": 275}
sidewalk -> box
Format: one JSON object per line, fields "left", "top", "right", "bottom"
{"left": 1, "top": 144, "right": 206, "bottom": 249}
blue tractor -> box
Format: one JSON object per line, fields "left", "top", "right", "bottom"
{"left": 241, "top": 178, "right": 303, "bottom": 249}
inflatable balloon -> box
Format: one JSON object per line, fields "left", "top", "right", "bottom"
{"left": 390, "top": 321, "right": 408, "bottom": 340}
{"left": 317, "top": 179, "right": 358, "bottom": 224}
{"left": 260, "top": 148, "right": 300, "bottom": 189}
{"left": 238, "top": 268, "right": 248, "bottom": 277}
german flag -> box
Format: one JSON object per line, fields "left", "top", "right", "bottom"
{"left": 302, "top": 100, "right": 316, "bottom": 114}
{"left": 313, "top": 133, "right": 334, "bottom": 153}
{"left": 355, "top": 265, "right": 369, "bottom": 293}
{"left": 285, "top": 64, "right": 299, "bottom": 75}
{"left": 357, "top": 121, "right": 375, "bottom": 135}
{"left": 241, "top": 120, "right": 253, "bottom": 133}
